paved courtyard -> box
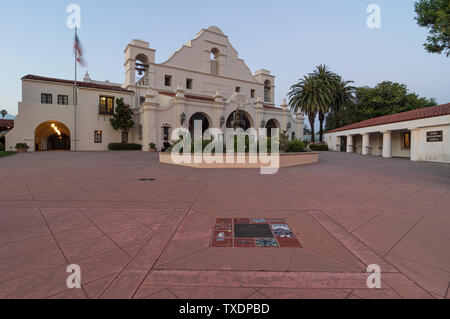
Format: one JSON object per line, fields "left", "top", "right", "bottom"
{"left": 0, "top": 151, "right": 449, "bottom": 299}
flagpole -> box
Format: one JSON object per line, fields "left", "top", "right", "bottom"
{"left": 74, "top": 27, "right": 78, "bottom": 152}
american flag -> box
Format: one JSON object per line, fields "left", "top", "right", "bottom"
{"left": 74, "top": 32, "right": 86, "bottom": 66}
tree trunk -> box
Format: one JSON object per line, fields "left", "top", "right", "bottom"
{"left": 308, "top": 113, "right": 316, "bottom": 143}
{"left": 319, "top": 111, "right": 325, "bottom": 143}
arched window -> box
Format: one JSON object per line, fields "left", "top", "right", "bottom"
{"left": 210, "top": 48, "right": 220, "bottom": 75}
{"left": 135, "top": 54, "right": 150, "bottom": 85}
{"left": 264, "top": 80, "right": 271, "bottom": 102}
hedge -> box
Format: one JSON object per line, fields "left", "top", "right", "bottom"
{"left": 286, "top": 140, "right": 306, "bottom": 153}
{"left": 309, "top": 144, "right": 329, "bottom": 151}
{"left": 108, "top": 143, "right": 142, "bottom": 151}
{"left": 15, "top": 143, "right": 29, "bottom": 149}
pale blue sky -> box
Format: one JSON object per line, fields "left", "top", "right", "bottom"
{"left": 0, "top": 0, "right": 449, "bottom": 117}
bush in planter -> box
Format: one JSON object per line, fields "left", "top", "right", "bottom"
{"left": 286, "top": 140, "right": 306, "bottom": 153}
{"left": 309, "top": 143, "right": 329, "bottom": 151}
{"left": 108, "top": 143, "right": 142, "bottom": 151}
{"left": 149, "top": 143, "right": 157, "bottom": 151}
{"left": 15, "top": 143, "right": 29, "bottom": 150}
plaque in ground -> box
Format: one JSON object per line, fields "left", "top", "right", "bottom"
{"left": 234, "top": 223, "right": 274, "bottom": 238}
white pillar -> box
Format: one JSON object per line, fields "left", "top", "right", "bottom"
{"left": 362, "top": 133, "right": 370, "bottom": 155}
{"left": 346, "top": 135, "right": 353, "bottom": 153}
{"left": 382, "top": 131, "right": 392, "bottom": 158}
{"left": 336, "top": 136, "right": 341, "bottom": 151}
{"left": 410, "top": 128, "right": 420, "bottom": 161}
{"left": 141, "top": 108, "right": 151, "bottom": 152}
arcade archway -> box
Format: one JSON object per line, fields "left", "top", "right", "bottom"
{"left": 226, "top": 111, "right": 253, "bottom": 131}
{"left": 265, "top": 119, "right": 280, "bottom": 138}
{"left": 35, "top": 121, "right": 71, "bottom": 151}
{"left": 189, "top": 112, "right": 211, "bottom": 136}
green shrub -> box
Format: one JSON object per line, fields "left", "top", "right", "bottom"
{"left": 279, "top": 131, "right": 289, "bottom": 152}
{"left": 0, "top": 135, "right": 5, "bottom": 144}
{"left": 149, "top": 143, "right": 156, "bottom": 149}
{"left": 15, "top": 143, "right": 29, "bottom": 150}
{"left": 287, "top": 140, "right": 306, "bottom": 153}
{"left": 0, "top": 142, "right": 4, "bottom": 151}
{"left": 108, "top": 143, "right": 142, "bottom": 151}
{"left": 309, "top": 143, "right": 329, "bottom": 151}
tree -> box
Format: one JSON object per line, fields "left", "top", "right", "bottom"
{"left": 325, "top": 81, "right": 436, "bottom": 130}
{"left": 325, "top": 78, "right": 356, "bottom": 131}
{"left": 110, "top": 98, "right": 134, "bottom": 143}
{"left": 303, "top": 125, "right": 311, "bottom": 136}
{"left": 414, "top": 0, "right": 450, "bottom": 57}
{"left": 310, "top": 65, "right": 340, "bottom": 142}
{"left": 288, "top": 76, "right": 322, "bottom": 143}
{"left": 0, "top": 110, "right": 7, "bottom": 119}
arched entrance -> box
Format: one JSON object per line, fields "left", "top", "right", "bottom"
{"left": 226, "top": 111, "right": 253, "bottom": 131}
{"left": 35, "top": 121, "right": 71, "bottom": 151}
{"left": 189, "top": 112, "right": 211, "bottom": 136}
{"left": 265, "top": 119, "right": 280, "bottom": 138}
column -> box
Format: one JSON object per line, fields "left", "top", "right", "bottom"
{"left": 410, "top": 128, "right": 420, "bottom": 161}
{"left": 346, "top": 135, "right": 353, "bottom": 153}
{"left": 362, "top": 133, "right": 370, "bottom": 155}
{"left": 141, "top": 108, "right": 151, "bottom": 152}
{"left": 336, "top": 136, "right": 341, "bottom": 151}
{"left": 382, "top": 131, "right": 392, "bottom": 158}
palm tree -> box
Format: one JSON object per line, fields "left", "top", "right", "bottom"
{"left": 310, "top": 65, "right": 339, "bottom": 142}
{"left": 0, "top": 110, "right": 7, "bottom": 119}
{"left": 325, "top": 78, "right": 356, "bottom": 130}
{"left": 288, "top": 76, "right": 322, "bottom": 143}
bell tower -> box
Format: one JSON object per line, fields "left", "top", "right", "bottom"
{"left": 123, "top": 39, "right": 156, "bottom": 91}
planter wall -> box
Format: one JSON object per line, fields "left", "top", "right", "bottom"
{"left": 159, "top": 152, "right": 319, "bottom": 169}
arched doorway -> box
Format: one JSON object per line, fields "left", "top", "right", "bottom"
{"left": 35, "top": 121, "right": 71, "bottom": 151}
{"left": 265, "top": 119, "right": 280, "bottom": 138}
{"left": 226, "top": 111, "right": 253, "bottom": 131}
{"left": 189, "top": 113, "right": 211, "bottom": 136}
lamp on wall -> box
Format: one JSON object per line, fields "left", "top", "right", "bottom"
{"left": 261, "top": 120, "right": 266, "bottom": 128}
{"left": 220, "top": 116, "right": 226, "bottom": 128}
{"left": 180, "top": 112, "right": 186, "bottom": 126}
{"left": 286, "top": 122, "right": 292, "bottom": 131}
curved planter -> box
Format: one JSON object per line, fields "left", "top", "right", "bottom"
{"left": 159, "top": 152, "right": 319, "bottom": 169}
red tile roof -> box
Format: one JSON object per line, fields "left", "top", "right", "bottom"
{"left": 0, "top": 119, "right": 14, "bottom": 130}
{"left": 22, "top": 75, "right": 134, "bottom": 93}
{"left": 327, "top": 103, "right": 450, "bottom": 134}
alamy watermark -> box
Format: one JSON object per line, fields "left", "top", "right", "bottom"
{"left": 66, "top": 264, "right": 81, "bottom": 289}
{"left": 366, "top": 4, "right": 381, "bottom": 29}
{"left": 66, "top": 4, "right": 81, "bottom": 29}
{"left": 366, "top": 264, "right": 381, "bottom": 289}
{"left": 170, "top": 121, "right": 281, "bottom": 175}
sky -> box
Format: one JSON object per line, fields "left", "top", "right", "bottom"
{"left": 0, "top": 0, "right": 449, "bottom": 118}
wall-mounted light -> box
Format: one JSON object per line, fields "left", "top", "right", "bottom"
{"left": 287, "top": 122, "right": 292, "bottom": 131}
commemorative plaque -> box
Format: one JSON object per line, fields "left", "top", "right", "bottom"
{"left": 427, "top": 131, "right": 443, "bottom": 142}
{"left": 234, "top": 223, "right": 274, "bottom": 238}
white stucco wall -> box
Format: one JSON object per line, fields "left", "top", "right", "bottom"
{"left": 8, "top": 26, "right": 303, "bottom": 152}
{"left": 325, "top": 115, "right": 450, "bottom": 163}
{"left": 7, "top": 79, "right": 133, "bottom": 152}
{"left": 414, "top": 125, "right": 450, "bottom": 163}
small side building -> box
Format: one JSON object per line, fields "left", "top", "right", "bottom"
{"left": 324, "top": 103, "right": 450, "bottom": 163}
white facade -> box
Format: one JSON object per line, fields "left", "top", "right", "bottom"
{"left": 324, "top": 107, "right": 450, "bottom": 163}
{"left": 6, "top": 26, "right": 304, "bottom": 152}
